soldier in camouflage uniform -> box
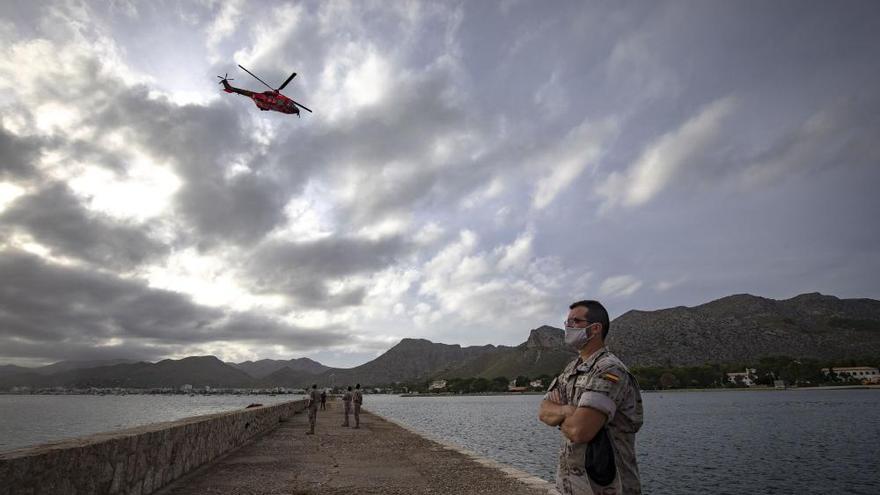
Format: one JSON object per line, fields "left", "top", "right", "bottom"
{"left": 539, "top": 300, "right": 644, "bottom": 495}
{"left": 306, "top": 384, "right": 321, "bottom": 435}
{"left": 352, "top": 383, "right": 363, "bottom": 428}
{"left": 342, "top": 386, "right": 353, "bottom": 427}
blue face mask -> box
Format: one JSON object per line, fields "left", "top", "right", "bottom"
{"left": 564, "top": 325, "right": 595, "bottom": 350}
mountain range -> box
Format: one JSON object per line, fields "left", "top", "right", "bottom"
{"left": 2, "top": 292, "right": 878, "bottom": 389}
{"left": 227, "top": 357, "right": 330, "bottom": 378}
{"left": 607, "top": 292, "right": 880, "bottom": 366}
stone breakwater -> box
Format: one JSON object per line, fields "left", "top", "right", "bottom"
{"left": 0, "top": 399, "right": 307, "bottom": 495}
{"left": 160, "top": 400, "right": 558, "bottom": 494}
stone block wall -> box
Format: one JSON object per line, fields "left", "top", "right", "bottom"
{"left": 0, "top": 399, "right": 307, "bottom": 495}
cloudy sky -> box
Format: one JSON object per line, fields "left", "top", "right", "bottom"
{"left": 1, "top": 1, "right": 878, "bottom": 368}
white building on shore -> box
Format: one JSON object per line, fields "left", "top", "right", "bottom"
{"left": 821, "top": 366, "right": 880, "bottom": 383}
{"left": 726, "top": 368, "right": 757, "bottom": 387}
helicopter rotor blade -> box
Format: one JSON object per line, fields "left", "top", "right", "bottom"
{"left": 277, "top": 72, "right": 297, "bottom": 91}
{"left": 291, "top": 99, "right": 313, "bottom": 113}
{"left": 238, "top": 64, "right": 275, "bottom": 92}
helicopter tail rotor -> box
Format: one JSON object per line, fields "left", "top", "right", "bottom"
{"left": 217, "top": 73, "right": 235, "bottom": 84}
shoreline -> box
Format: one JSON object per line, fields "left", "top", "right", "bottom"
{"left": 2, "top": 384, "right": 876, "bottom": 399}
{"left": 401, "top": 385, "right": 880, "bottom": 397}
{"left": 400, "top": 391, "right": 545, "bottom": 397}
{"left": 643, "top": 384, "right": 880, "bottom": 393}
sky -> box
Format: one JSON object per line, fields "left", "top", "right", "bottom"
{"left": 1, "top": 0, "right": 878, "bottom": 368}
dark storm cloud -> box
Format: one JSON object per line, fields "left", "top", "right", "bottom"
{"left": 63, "top": 139, "right": 134, "bottom": 174}
{"left": 0, "top": 248, "right": 219, "bottom": 343}
{"left": 0, "top": 337, "right": 169, "bottom": 364}
{"left": 90, "top": 87, "right": 291, "bottom": 246}
{"left": 0, "top": 127, "right": 42, "bottom": 181}
{"left": 270, "top": 61, "right": 499, "bottom": 230}
{"left": 0, "top": 183, "right": 168, "bottom": 269}
{"left": 221, "top": 312, "right": 352, "bottom": 348}
{"left": 0, "top": 249, "right": 352, "bottom": 363}
{"left": 301, "top": 68, "right": 463, "bottom": 169}
{"left": 176, "top": 169, "right": 289, "bottom": 246}
{"left": 245, "top": 235, "right": 410, "bottom": 305}
{"left": 740, "top": 95, "right": 880, "bottom": 186}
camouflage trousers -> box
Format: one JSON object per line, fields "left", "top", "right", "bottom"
{"left": 556, "top": 465, "right": 621, "bottom": 495}
{"left": 343, "top": 403, "right": 351, "bottom": 426}
{"left": 308, "top": 407, "right": 317, "bottom": 431}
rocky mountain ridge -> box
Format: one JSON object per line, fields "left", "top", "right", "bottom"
{"left": 261, "top": 338, "right": 511, "bottom": 388}
{"left": 2, "top": 292, "right": 878, "bottom": 389}
{"left": 607, "top": 292, "right": 880, "bottom": 366}
{"left": 227, "top": 357, "right": 330, "bottom": 379}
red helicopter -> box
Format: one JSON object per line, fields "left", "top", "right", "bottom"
{"left": 218, "top": 64, "right": 313, "bottom": 116}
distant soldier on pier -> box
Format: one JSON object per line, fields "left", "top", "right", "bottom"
{"left": 320, "top": 389, "right": 327, "bottom": 410}
{"left": 352, "top": 383, "right": 363, "bottom": 428}
{"left": 342, "top": 386, "right": 353, "bottom": 426}
{"left": 307, "top": 384, "right": 321, "bottom": 435}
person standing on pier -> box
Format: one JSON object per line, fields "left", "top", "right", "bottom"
{"left": 307, "top": 384, "right": 321, "bottom": 435}
{"left": 539, "top": 300, "right": 644, "bottom": 495}
{"left": 352, "top": 383, "right": 363, "bottom": 428}
{"left": 342, "top": 386, "right": 353, "bottom": 427}
{"left": 320, "top": 389, "right": 327, "bottom": 410}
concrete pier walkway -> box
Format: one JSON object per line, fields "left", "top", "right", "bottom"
{"left": 159, "top": 400, "right": 556, "bottom": 495}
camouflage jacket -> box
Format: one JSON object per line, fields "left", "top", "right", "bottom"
{"left": 546, "top": 348, "right": 644, "bottom": 494}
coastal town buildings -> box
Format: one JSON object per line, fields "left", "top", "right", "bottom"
{"left": 821, "top": 366, "right": 880, "bottom": 383}
{"left": 725, "top": 368, "right": 757, "bottom": 386}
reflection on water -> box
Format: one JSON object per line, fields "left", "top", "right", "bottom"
{"left": 0, "top": 394, "right": 299, "bottom": 452}
{"left": 365, "top": 390, "right": 880, "bottom": 495}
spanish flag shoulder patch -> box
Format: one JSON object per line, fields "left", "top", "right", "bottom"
{"left": 601, "top": 372, "right": 620, "bottom": 383}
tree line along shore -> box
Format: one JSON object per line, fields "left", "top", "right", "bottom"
{"left": 397, "top": 355, "right": 880, "bottom": 394}
{"left": 4, "top": 355, "right": 878, "bottom": 395}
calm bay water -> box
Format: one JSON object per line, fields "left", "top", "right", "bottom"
{"left": 1, "top": 391, "right": 878, "bottom": 494}
{"left": 0, "top": 394, "right": 299, "bottom": 452}
{"left": 364, "top": 390, "right": 880, "bottom": 495}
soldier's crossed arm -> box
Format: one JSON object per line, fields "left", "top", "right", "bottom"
{"left": 542, "top": 376, "right": 568, "bottom": 405}
{"left": 559, "top": 367, "right": 629, "bottom": 444}
{"left": 538, "top": 376, "right": 571, "bottom": 427}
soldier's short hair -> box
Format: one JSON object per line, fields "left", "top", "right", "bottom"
{"left": 355, "top": 383, "right": 361, "bottom": 389}
{"left": 312, "top": 384, "right": 317, "bottom": 388}
{"left": 347, "top": 386, "right": 352, "bottom": 391}
{"left": 569, "top": 300, "right": 610, "bottom": 339}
